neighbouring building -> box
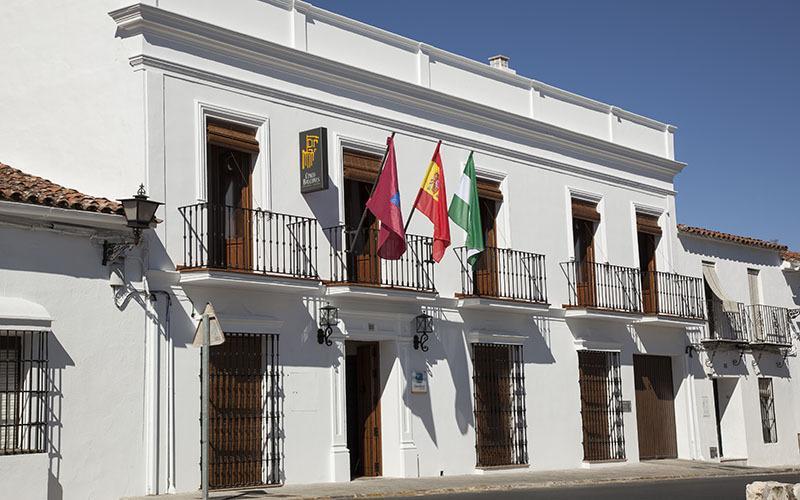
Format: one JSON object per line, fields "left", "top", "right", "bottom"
{"left": 0, "top": 2, "right": 798, "bottom": 499}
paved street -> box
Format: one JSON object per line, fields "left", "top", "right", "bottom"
{"left": 125, "top": 461, "right": 800, "bottom": 499}
{"left": 384, "top": 473, "right": 800, "bottom": 499}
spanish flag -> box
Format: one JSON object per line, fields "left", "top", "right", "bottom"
{"left": 412, "top": 141, "right": 451, "bottom": 262}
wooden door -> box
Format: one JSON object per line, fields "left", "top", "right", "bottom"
{"left": 209, "top": 334, "right": 264, "bottom": 489}
{"left": 344, "top": 179, "right": 381, "bottom": 285}
{"left": 633, "top": 355, "right": 678, "bottom": 460}
{"left": 357, "top": 344, "right": 382, "bottom": 477}
{"left": 473, "top": 344, "right": 514, "bottom": 466}
{"left": 578, "top": 351, "right": 611, "bottom": 461}
{"left": 208, "top": 145, "right": 253, "bottom": 270}
{"left": 573, "top": 218, "right": 596, "bottom": 307}
{"left": 638, "top": 232, "right": 658, "bottom": 314}
{"left": 474, "top": 197, "right": 499, "bottom": 297}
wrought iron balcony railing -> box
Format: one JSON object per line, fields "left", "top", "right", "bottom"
{"left": 324, "top": 225, "right": 435, "bottom": 292}
{"left": 178, "top": 203, "right": 319, "bottom": 279}
{"left": 706, "top": 300, "right": 749, "bottom": 344}
{"left": 561, "top": 261, "right": 642, "bottom": 314}
{"left": 455, "top": 246, "right": 547, "bottom": 304}
{"left": 745, "top": 304, "right": 793, "bottom": 347}
{"left": 642, "top": 271, "right": 705, "bottom": 320}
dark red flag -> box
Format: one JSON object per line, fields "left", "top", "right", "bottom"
{"left": 366, "top": 135, "right": 406, "bottom": 260}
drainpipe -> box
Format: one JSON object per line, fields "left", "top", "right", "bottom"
{"left": 150, "top": 291, "right": 174, "bottom": 494}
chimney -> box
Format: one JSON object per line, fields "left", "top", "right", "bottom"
{"left": 488, "top": 54, "right": 514, "bottom": 73}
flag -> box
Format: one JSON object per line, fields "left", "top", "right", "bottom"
{"left": 448, "top": 152, "right": 483, "bottom": 266}
{"left": 411, "top": 141, "right": 450, "bottom": 262}
{"left": 366, "top": 135, "right": 407, "bottom": 260}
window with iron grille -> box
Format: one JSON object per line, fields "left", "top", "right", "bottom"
{"left": 578, "top": 350, "right": 625, "bottom": 461}
{"left": 472, "top": 343, "right": 528, "bottom": 467}
{"left": 758, "top": 378, "right": 777, "bottom": 444}
{"left": 207, "top": 333, "right": 281, "bottom": 489}
{"left": 0, "top": 330, "right": 48, "bottom": 455}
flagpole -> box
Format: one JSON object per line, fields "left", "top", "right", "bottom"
{"left": 350, "top": 132, "right": 395, "bottom": 248}
{"left": 404, "top": 140, "right": 441, "bottom": 233}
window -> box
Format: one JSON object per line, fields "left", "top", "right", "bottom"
{"left": 759, "top": 378, "right": 777, "bottom": 444}
{"left": 0, "top": 330, "right": 48, "bottom": 455}
{"left": 578, "top": 350, "right": 625, "bottom": 461}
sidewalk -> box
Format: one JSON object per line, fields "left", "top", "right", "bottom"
{"left": 125, "top": 460, "right": 800, "bottom": 499}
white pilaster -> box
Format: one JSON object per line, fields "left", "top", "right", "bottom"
{"left": 330, "top": 339, "right": 350, "bottom": 481}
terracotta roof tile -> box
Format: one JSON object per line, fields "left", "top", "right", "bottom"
{"left": 0, "top": 162, "right": 123, "bottom": 215}
{"left": 678, "top": 224, "right": 788, "bottom": 252}
{"left": 782, "top": 250, "right": 800, "bottom": 262}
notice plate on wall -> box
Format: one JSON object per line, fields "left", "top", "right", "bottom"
{"left": 411, "top": 371, "right": 428, "bottom": 394}
{"left": 621, "top": 400, "right": 632, "bottom": 413}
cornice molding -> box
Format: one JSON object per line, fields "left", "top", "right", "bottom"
{"left": 131, "top": 54, "right": 676, "bottom": 197}
{"left": 109, "top": 4, "right": 683, "bottom": 185}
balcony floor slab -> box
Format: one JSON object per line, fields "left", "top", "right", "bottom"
{"left": 561, "top": 307, "right": 644, "bottom": 323}
{"left": 638, "top": 314, "right": 707, "bottom": 328}
{"left": 179, "top": 269, "right": 323, "bottom": 293}
{"left": 324, "top": 284, "right": 438, "bottom": 303}
{"left": 457, "top": 297, "right": 550, "bottom": 315}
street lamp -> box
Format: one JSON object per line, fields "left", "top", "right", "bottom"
{"left": 317, "top": 303, "right": 339, "bottom": 346}
{"left": 103, "top": 184, "right": 162, "bottom": 265}
{"left": 414, "top": 313, "right": 433, "bottom": 352}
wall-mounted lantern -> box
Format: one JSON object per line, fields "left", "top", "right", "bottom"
{"left": 317, "top": 303, "right": 339, "bottom": 346}
{"left": 103, "top": 184, "right": 163, "bottom": 265}
{"left": 414, "top": 313, "right": 433, "bottom": 352}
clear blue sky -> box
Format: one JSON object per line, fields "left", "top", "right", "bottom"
{"left": 312, "top": 0, "right": 800, "bottom": 250}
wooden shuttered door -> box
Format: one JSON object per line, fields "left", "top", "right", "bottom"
{"left": 572, "top": 198, "right": 600, "bottom": 222}
{"left": 578, "top": 351, "right": 625, "bottom": 462}
{"left": 209, "top": 333, "right": 281, "bottom": 489}
{"left": 472, "top": 343, "right": 528, "bottom": 467}
{"left": 473, "top": 178, "right": 502, "bottom": 296}
{"left": 633, "top": 354, "right": 677, "bottom": 460}
{"left": 342, "top": 149, "right": 382, "bottom": 284}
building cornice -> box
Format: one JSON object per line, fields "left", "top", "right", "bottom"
{"left": 109, "top": 4, "right": 685, "bottom": 182}
{"left": 0, "top": 200, "right": 129, "bottom": 234}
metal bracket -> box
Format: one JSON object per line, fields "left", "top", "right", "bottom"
{"left": 777, "top": 346, "right": 796, "bottom": 368}
{"left": 102, "top": 240, "right": 134, "bottom": 266}
{"left": 317, "top": 326, "right": 333, "bottom": 347}
{"left": 413, "top": 332, "right": 430, "bottom": 352}
{"left": 731, "top": 348, "right": 746, "bottom": 366}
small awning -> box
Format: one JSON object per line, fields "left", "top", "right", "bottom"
{"left": 702, "top": 263, "right": 739, "bottom": 313}
{"left": 0, "top": 297, "right": 52, "bottom": 331}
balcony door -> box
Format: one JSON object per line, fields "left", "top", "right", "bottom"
{"left": 343, "top": 150, "right": 382, "bottom": 285}
{"left": 637, "top": 213, "right": 661, "bottom": 315}
{"left": 206, "top": 120, "right": 257, "bottom": 271}
{"left": 572, "top": 199, "right": 599, "bottom": 307}
{"left": 473, "top": 179, "right": 502, "bottom": 297}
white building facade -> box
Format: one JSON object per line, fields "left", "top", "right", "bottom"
{"left": 0, "top": 1, "right": 798, "bottom": 499}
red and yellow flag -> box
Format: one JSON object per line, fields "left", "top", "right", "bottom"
{"left": 412, "top": 141, "right": 450, "bottom": 262}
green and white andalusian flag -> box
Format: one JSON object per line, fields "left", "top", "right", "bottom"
{"left": 448, "top": 152, "right": 484, "bottom": 266}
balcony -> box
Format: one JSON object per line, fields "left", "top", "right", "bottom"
{"left": 703, "top": 300, "right": 749, "bottom": 347}
{"left": 640, "top": 271, "right": 706, "bottom": 323}
{"left": 455, "top": 246, "right": 547, "bottom": 309}
{"left": 746, "top": 304, "right": 793, "bottom": 348}
{"left": 561, "top": 261, "right": 642, "bottom": 317}
{"left": 178, "top": 203, "right": 320, "bottom": 287}
{"left": 324, "top": 225, "right": 436, "bottom": 294}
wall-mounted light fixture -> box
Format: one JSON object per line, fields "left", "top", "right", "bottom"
{"left": 103, "top": 184, "right": 162, "bottom": 265}
{"left": 317, "top": 303, "right": 339, "bottom": 346}
{"left": 414, "top": 313, "right": 433, "bottom": 352}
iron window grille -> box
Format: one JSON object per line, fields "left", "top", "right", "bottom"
{"left": 758, "top": 378, "right": 777, "bottom": 444}
{"left": 472, "top": 343, "right": 528, "bottom": 467}
{"left": 206, "top": 333, "right": 282, "bottom": 489}
{"left": 578, "top": 350, "right": 625, "bottom": 461}
{"left": 0, "top": 330, "right": 48, "bottom": 455}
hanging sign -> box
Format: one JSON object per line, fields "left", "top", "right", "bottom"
{"left": 299, "top": 127, "right": 328, "bottom": 193}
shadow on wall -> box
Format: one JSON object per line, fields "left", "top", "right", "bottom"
{"left": 47, "top": 334, "right": 75, "bottom": 500}
{"left": 751, "top": 350, "right": 791, "bottom": 379}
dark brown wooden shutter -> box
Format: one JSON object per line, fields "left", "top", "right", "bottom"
{"left": 572, "top": 198, "right": 600, "bottom": 222}
{"left": 476, "top": 179, "right": 503, "bottom": 202}
{"left": 636, "top": 213, "right": 662, "bottom": 236}
{"left": 343, "top": 149, "right": 381, "bottom": 183}
{"left": 207, "top": 119, "right": 259, "bottom": 153}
